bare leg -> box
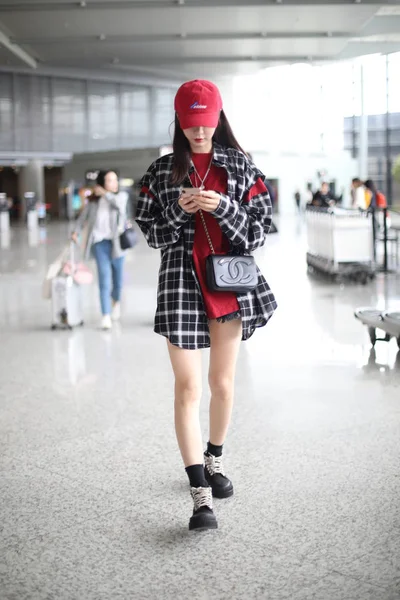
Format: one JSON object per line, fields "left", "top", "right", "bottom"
{"left": 208, "top": 319, "right": 242, "bottom": 446}
{"left": 167, "top": 341, "right": 203, "bottom": 467}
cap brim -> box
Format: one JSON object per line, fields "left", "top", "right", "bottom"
{"left": 179, "top": 112, "right": 220, "bottom": 130}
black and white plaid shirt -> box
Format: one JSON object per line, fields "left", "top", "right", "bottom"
{"left": 136, "top": 143, "right": 277, "bottom": 349}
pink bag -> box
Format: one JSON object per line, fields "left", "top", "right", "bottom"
{"left": 62, "top": 261, "right": 93, "bottom": 285}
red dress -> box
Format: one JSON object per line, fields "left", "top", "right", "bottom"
{"left": 191, "top": 153, "right": 240, "bottom": 320}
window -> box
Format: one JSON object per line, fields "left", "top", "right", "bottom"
{"left": 153, "top": 88, "right": 175, "bottom": 142}
{"left": 120, "top": 86, "right": 150, "bottom": 146}
{"left": 14, "top": 75, "right": 31, "bottom": 151}
{"left": 31, "top": 76, "right": 52, "bottom": 151}
{"left": 362, "top": 55, "right": 387, "bottom": 116}
{"left": 53, "top": 78, "right": 86, "bottom": 152}
{"left": 0, "top": 74, "right": 13, "bottom": 150}
{"left": 388, "top": 52, "right": 400, "bottom": 113}
{"left": 88, "top": 81, "right": 119, "bottom": 150}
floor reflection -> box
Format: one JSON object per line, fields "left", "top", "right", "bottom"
{"left": 52, "top": 330, "right": 87, "bottom": 387}
{"left": 361, "top": 343, "right": 400, "bottom": 380}
{"left": 28, "top": 227, "right": 40, "bottom": 247}
{"left": 0, "top": 228, "right": 11, "bottom": 249}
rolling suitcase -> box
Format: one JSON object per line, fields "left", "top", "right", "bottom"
{"left": 50, "top": 242, "right": 84, "bottom": 330}
{"left": 51, "top": 275, "right": 84, "bottom": 330}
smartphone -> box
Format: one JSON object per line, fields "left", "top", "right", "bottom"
{"left": 182, "top": 187, "right": 202, "bottom": 195}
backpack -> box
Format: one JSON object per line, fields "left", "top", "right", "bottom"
{"left": 376, "top": 191, "right": 387, "bottom": 208}
{"left": 364, "top": 189, "right": 372, "bottom": 208}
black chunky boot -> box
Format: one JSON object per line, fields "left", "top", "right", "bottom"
{"left": 204, "top": 452, "right": 234, "bottom": 499}
{"left": 189, "top": 486, "right": 218, "bottom": 531}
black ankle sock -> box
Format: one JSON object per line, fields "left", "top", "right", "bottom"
{"left": 207, "top": 441, "right": 223, "bottom": 457}
{"left": 185, "top": 464, "right": 208, "bottom": 488}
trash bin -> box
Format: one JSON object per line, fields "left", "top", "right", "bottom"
{"left": 25, "top": 192, "right": 38, "bottom": 230}
{"left": 0, "top": 193, "right": 10, "bottom": 232}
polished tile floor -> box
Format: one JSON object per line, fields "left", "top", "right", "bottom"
{"left": 0, "top": 218, "right": 399, "bottom": 600}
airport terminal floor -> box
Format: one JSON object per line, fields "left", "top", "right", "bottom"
{"left": 0, "top": 216, "right": 399, "bottom": 600}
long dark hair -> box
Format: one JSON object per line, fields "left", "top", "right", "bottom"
{"left": 89, "top": 169, "right": 118, "bottom": 201}
{"left": 364, "top": 179, "right": 376, "bottom": 193}
{"left": 170, "top": 110, "right": 246, "bottom": 185}
{"left": 96, "top": 170, "right": 117, "bottom": 188}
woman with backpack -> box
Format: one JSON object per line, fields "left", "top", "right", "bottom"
{"left": 364, "top": 179, "right": 387, "bottom": 210}
{"left": 136, "top": 80, "right": 277, "bottom": 531}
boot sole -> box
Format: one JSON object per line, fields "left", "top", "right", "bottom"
{"left": 189, "top": 524, "right": 218, "bottom": 532}
{"left": 204, "top": 468, "right": 234, "bottom": 499}
{"left": 189, "top": 513, "right": 218, "bottom": 531}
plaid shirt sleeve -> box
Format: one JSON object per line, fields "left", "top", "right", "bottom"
{"left": 136, "top": 171, "right": 191, "bottom": 249}
{"left": 211, "top": 175, "right": 272, "bottom": 253}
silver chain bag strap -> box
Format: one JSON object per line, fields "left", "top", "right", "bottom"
{"left": 189, "top": 158, "right": 258, "bottom": 293}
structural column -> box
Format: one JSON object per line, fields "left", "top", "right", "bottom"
{"left": 358, "top": 64, "right": 368, "bottom": 181}
{"left": 385, "top": 54, "right": 392, "bottom": 205}
{"left": 18, "top": 160, "right": 45, "bottom": 221}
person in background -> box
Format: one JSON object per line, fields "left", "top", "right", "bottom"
{"left": 294, "top": 190, "right": 301, "bottom": 213}
{"left": 72, "top": 170, "right": 129, "bottom": 330}
{"left": 364, "top": 179, "right": 384, "bottom": 240}
{"left": 365, "top": 179, "right": 387, "bottom": 209}
{"left": 351, "top": 178, "right": 367, "bottom": 210}
{"left": 311, "top": 182, "right": 336, "bottom": 208}
{"left": 364, "top": 179, "right": 377, "bottom": 210}
{"left": 305, "top": 183, "right": 313, "bottom": 206}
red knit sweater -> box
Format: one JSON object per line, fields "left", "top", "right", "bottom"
{"left": 191, "top": 152, "right": 240, "bottom": 320}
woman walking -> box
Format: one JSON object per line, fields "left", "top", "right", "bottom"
{"left": 136, "top": 80, "right": 277, "bottom": 531}
{"left": 72, "top": 170, "right": 129, "bottom": 330}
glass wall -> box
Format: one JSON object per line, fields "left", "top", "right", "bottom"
{"left": 232, "top": 62, "right": 354, "bottom": 155}
{"left": 153, "top": 87, "right": 176, "bottom": 141}
{"left": 343, "top": 52, "right": 400, "bottom": 202}
{"left": 0, "top": 73, "right": 175, "bottom": 154}
{"left": 120, "top": 85, "right": 151, "bottom": 148}
{"left": 52, "top": 78, "right": 87, "bottom": 153}
{"left": 232, "top": 51, "right": 400, "bottom": 203}
{"left": 0, "top": 74, "right": 14, "bottom": 150}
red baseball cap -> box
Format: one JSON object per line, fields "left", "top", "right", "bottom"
{"left": 174, "top": 80, "right": 223, "bottom": 130}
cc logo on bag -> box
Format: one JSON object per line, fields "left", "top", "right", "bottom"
{"left": 218, "top": 257, "right": 255, "bottom": 285}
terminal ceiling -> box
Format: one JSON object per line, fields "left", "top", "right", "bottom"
{"left": 0, "top": 1, "right": 400, "bottom": 83}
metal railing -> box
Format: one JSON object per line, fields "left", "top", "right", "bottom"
{"left": 371, "top": 207, "right": 400, "bottom": 271}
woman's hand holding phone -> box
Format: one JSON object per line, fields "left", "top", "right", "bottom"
{"left": 192, "top": 190, "right": 221, "bottom": 213}
{"left": 179, "top": 188, "right": 221, "bottom": 214}
{"left": 179, "top": 188, "right": 201, "bottom": 214}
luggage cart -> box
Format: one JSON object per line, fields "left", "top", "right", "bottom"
{"left": 354, "top": 308, "right": 400, "bottom": 348}
{"left": 306, "top": 207, "right": 375, "bottom": 284}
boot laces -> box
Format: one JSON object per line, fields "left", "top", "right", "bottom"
{"left": 191, "top": 486, "right": 213, "bottom": 511}
{"left": 205, "top": 453, "right": 225, "bottom": 476}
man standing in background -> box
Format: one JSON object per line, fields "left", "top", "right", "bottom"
{"left": 351, "top": 178, "right": 367, "bottom": 210}
{"left": 294, "top": 190, "right": 301, "bottom": 213}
